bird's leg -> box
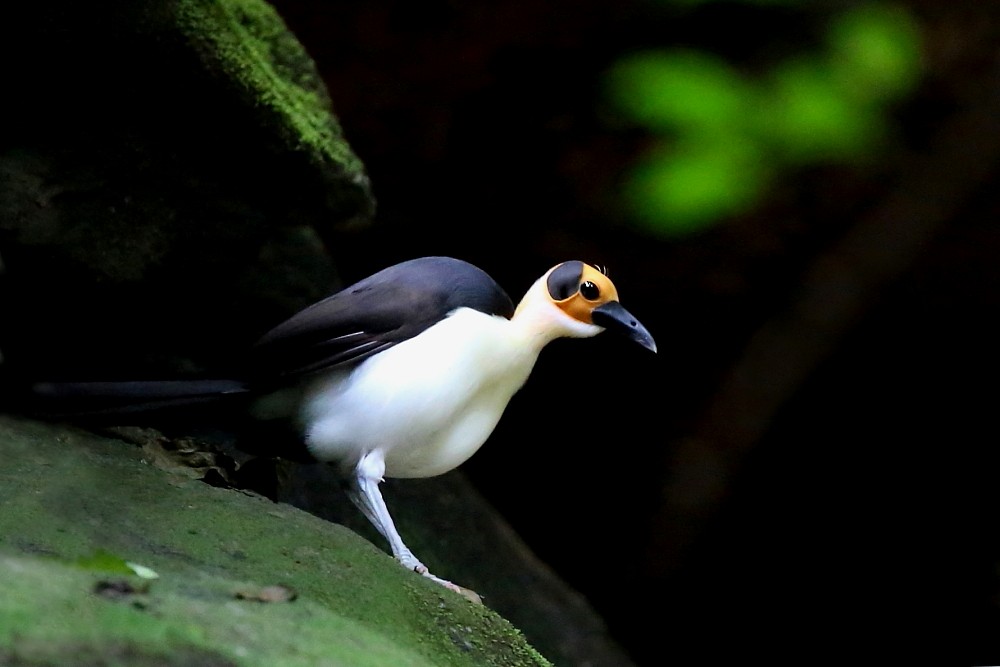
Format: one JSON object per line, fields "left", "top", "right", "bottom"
{"left": 345, "top": 451, "right": 463, "bottom": 593}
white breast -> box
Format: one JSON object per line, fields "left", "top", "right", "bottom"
{"left": 301, "top": 308, "right": 541, "bottom": 478}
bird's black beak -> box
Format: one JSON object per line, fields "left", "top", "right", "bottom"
{"left": 592, "top": 301, "right": 657, "bottom": 353}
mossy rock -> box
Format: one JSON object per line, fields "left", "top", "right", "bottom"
{"left": 0, "top": 414, "right": 550, "bottom": 666}
{"left": 0, "top": 1, "right": 373, "bottom": 379}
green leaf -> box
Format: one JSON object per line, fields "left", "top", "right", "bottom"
{"left": 607, "top": 50, "right": 752, "bottom": 131}
{"left": 623, "top": 134, "right": 770, "bottom": 235}
{"left": 74, "top": 550, "right": 135, "bottom": 575}
{"left": 74, "top": 550, "right": 158, "bottom": 579}
{"left": 827, "top": 4, "right": 922, "bottom": 103}
{"left": 760, "top": 57, "right": 881, "bottom": 162}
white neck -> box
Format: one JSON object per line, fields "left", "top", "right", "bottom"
{"left": 508, "top": 276, "right": 603, "bottom": 351}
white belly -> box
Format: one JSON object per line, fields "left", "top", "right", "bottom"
{"left": 301, "top": 309, "right": 538, "bottom": 478}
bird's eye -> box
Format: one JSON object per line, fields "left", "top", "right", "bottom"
{"left": 580, "top": 281, "right": 600, "bottom": 300}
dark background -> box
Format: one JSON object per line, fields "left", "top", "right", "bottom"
{"left": 265, "top": 0, "right": 1000, "bottom": 664}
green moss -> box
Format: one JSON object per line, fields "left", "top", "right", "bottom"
{"left": 0, "top": 554, "right": 438, "bottom": 667}
{"left": 0, "top": 416, "right": 551, "bottom": 667}
{"left": 172, "top": 0, "right": 365, "bottom": 177}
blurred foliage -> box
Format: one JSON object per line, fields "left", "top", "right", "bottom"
{"left": 607, "top": 2, "right": 922, "bottom": 236}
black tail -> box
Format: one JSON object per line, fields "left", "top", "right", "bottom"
{"left": 29, "top": 379, "right": 250, "bottom": 420}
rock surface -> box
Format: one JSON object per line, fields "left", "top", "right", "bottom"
{"left": 0, "top": 414, "right": 550, "bottom": 667}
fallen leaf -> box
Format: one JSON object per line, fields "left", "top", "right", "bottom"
{"left": 234, "top": 584, "right": 297, "bottom": 603}
{"left": 125, "top": 561, "right": 159, "bottom": 580}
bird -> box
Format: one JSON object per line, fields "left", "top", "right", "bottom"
{"left": 32, "top": 256, "right": 656, "bottom": 595}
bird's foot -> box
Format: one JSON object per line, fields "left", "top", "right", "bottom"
{"left": 419, "top": 570, "right": 483, "bottom": 605}
{"left": 401, "top": 559, "right": 482, "bottom": 604}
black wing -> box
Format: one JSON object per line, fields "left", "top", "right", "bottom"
{"left": 248, "top": 257, "right": 514, "bottom": 382}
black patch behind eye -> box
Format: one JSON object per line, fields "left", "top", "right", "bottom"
{"left": 547, "top": 261, "right": 584, "bottom": 300}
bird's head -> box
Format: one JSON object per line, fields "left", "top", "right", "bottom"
{"left": 513, "top": 260, "right": 657, "bottom": 352}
